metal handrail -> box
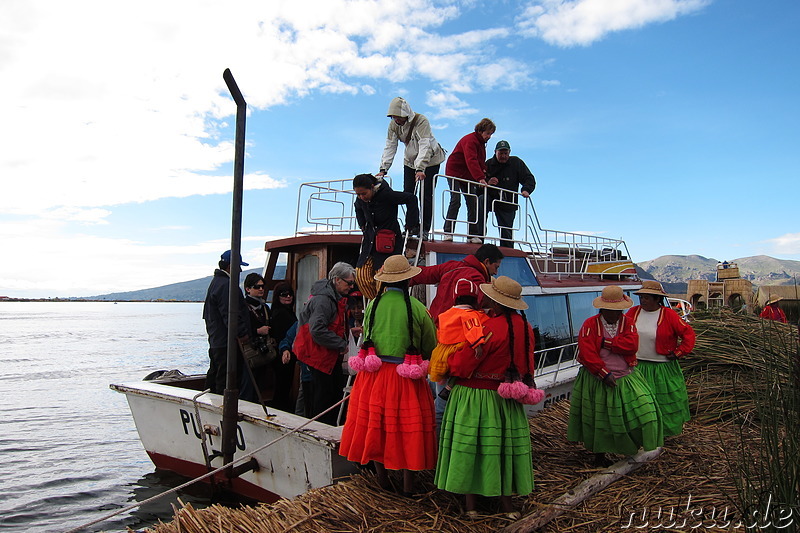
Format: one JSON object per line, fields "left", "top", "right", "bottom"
{"left": 534, "top": 341, "right": 580, "bottom": 384}
{"left": 293, "top": 175, "right": 635, "bottom": 277}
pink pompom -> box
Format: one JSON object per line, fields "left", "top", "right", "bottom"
{"left": 357, "top": 345, "right": 369, "bottom": 358}
{"left": 348, "top": 355, "right": 365, "bottom": 372}
{"left": 498, "top": 380, "right": 529, "bottom": 400}
{"left": 363, "top": 353, "right": 383, "bottom": 372}
{"left": 396, "top": 353, "right": 427, "bottom": 379}
{"left": 521, "top": 387, "right": 546, "bottom": 405}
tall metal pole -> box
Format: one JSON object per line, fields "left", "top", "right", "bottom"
{"left": 222, "top": 68, "right": 247, "bottom": 475}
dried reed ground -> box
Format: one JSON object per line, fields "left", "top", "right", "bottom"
{"left": 146, "top": 312, "right": 781, "bottom": 533}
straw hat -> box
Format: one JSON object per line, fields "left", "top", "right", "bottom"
{"left": 593, "top": 285, "right": 633, "bottom": 310}
{"left": 766, "top": 294, "right": 783, "bottom": 305}
{"left": 480, "top": 276, "right": 528, "bottom": 310}
{"left": 374, "top": 255, "right": 422, "bottom": 283}
{"left": 635, "top": 280, "right": 668, "bottom": 296}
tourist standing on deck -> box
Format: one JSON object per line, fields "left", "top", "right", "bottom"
{"left": 443, "top": 118, "right": 495, "bottom": 243}
{"left": 568, "top": 285, "right": 663, "bottom": 465}
{"left": 340, "top": 255, "right": 438, "bottom": 496}
{"left": 377, "top": 97, "right": 446, "bottom": 239}
{"left": 479, "top": 140, "right": 536, "bottom": 248}
{"left": 202, "top": 250, "right": 258, "bottom": 403}
{"left": 760, "top": 294, "right": 787, "bottom": 323}
{"left": 294, "top": 262, "right": 355, "bottom": 425}
{"left": 435, "top": 276, "right": 538, "bottom": 520}
{"left": 270, "top": 281, "right": 298, "bottom": 412}
{"left": 353, "top": 173, "right": 420, "bottom": 300}
{"left": 626, "top": 280, "right": 695, "bottom": 437}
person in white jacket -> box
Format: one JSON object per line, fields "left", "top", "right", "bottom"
{"left": 377, "top": 97, "right": 445, "bottom": 239}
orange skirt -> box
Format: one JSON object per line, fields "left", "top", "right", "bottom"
{"left": 339, "top": 364, "right": 437, "bottom": 471}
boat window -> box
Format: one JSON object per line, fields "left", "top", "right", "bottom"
{"left": 296, "top": 254, "right": 319, "bottom": 305}
{"left": 435, "top": 253, "right": 538, "bottom": 286}
{"left": 523, "top": 294, "right": 572, "bottom": 366}
{"left": 567, "top": 291, "right": 601, "bottom": 335}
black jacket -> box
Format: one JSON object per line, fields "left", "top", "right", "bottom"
{"left": 354, "top": 180, "right": 419, "bottom": 268}
{"left": 202, "top": 269, "right": 251, "bottom": 348}
{"left": 485, "top": 155, "right": 536, "bottom": 208}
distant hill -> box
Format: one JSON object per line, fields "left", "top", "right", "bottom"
{"left": 85, "top": 254, "right": 800, "bottom": 301}
{"left": 638, "top": 255, "right": 800, "bottom": 294}
{"left": 85, "top": 266, "right": 287, "bottom": 301}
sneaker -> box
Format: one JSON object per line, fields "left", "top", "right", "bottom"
{"left": 469, "top": 237, "right": 483, "bottom": 244}
{"left": 442, "top": 234, "right": 453, "bottom": 242}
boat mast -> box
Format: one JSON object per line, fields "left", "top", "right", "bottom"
{"left": 222, "top": 68, "right": 246, "bottom": 475}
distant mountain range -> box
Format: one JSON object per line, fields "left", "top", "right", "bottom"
{"left": 82, "top": 255, "right": 800, "bottom": 301}
{"left": 637, "top": 255, "right": 800, "bottom": 294}
{"left": 83, "top": 266, "right": 287, "bottom": 301}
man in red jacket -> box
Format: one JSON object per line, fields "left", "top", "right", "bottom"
{"left": 443, "top": 118, "right": 496, "bottom": 243}
{"left": 410, "top": 243, "right": 504, "bottom": 429}
{"left": 410, "top": 243, "right": 504, "bottom": 324}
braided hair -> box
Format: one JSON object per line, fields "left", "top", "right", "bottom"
{"left": 363, "top": 280, "right": 417, "bottom": 353}
{"left": 503, "top": 306, "right": 533, "bottom": 384}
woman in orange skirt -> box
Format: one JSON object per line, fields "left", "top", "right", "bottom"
{"left": 339, "top": 255, "right": 438, "bottom": 495}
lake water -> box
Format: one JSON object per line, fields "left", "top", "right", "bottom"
{"left": 0, "top": 302, "right": 220, "bottom": 533}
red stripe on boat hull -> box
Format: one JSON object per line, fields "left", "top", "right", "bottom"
{"left": 147, "top": 451, "right": 281, "bottom": 503}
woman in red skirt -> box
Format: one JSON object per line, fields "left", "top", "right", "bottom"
{"left": 339, "top": 255, "right": 438, "bottom": 495}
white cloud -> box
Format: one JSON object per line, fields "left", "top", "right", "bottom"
{"left": 0, "top": 216, "right": 289, "bottom": 297}
{"left": 425, "top": 90, "right": 478, "bottom": 120}
{"left": 0, "top": 0, "right": 530, "bottom": 218}
{"left": 764, "top": 233, "right": 800, "bottom": 255}
{"left": 517, "top": 0, "right": 710, "bottom": 46}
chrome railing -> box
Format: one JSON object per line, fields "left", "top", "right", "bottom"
{"left": 294, "top": 175, "right": 634, "bottom": 277}
{"left": 534, "top": 341, "right": 580, "bottom": 384}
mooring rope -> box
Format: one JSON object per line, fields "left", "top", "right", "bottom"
{"left": 64, "top": 393, "right": 352, "bottom": 533}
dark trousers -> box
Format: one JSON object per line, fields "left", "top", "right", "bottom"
{"left": 206, "top": 345, "right": 259, "bottom": 403}
{"left": 402, "top": 164, "right": 439, "bottom": 233}
{"left": 475, "top": 197, "right": 519, "bottom": 248}
{"left": 309, "top": 365, "right": 345, "bottom": 426}
{"left": 443, "top": 178, "right": 483, "bottom": 237}
{"left": 494, "top": 206, "right": 517, "bottom": 248}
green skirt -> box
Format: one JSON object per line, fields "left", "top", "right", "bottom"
{"left": 435, "top": 385, "right": 533, "bottom": 497}
{"left": 567, "top": 368, "right": 663, "bottom": 455}
{"left": 636, "top": 360, "right": 690, "bottom": 436}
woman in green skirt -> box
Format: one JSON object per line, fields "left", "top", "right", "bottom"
{"left": 567, "top": 285, "right": 663, "bottom": 465}
{"left": 625, "top": 280, "right": 695, "bottom": 436}
{"left": 435, "top": 276, "right": 538, "bottom": 519}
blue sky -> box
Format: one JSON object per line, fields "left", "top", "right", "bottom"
{"left": 1, "top": 0, "right": 798, "bottom": 298}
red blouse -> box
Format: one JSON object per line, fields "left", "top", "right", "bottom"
{"left": 577, "top": 314, "right": 638, "bottom": 379}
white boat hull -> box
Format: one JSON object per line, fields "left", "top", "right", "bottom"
{"left": 111, "top": 378, "right": 358, "bottom": 502}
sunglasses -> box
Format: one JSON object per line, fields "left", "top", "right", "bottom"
{"left": 340, "top": 279, "right": 356, "bottom": 286}
{"left": 279, "top": 291, "right": 293, "bottom": 297}
{"left": 252, "top": 284, "right": 265, "bottom": 289}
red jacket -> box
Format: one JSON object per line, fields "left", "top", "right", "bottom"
{"left": 445, "top": 131, "right": 487, "bottom": 183}
{"left": 449, "top": 313, "right": 535, "bottom": 389}
{"left": 760, "top": 304, "right": 787, "bottom": 323}
{"left": 294, "top": 283, "right": 348, "bottom": 375}
{"left": 626, "top": 305, "right": 696, "bottom": 357}
{"left": 410, "top": 254, "right": 490, "bottom": 323}
{"left": 577, "top": 314, "right": 638, "bottom": 379}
